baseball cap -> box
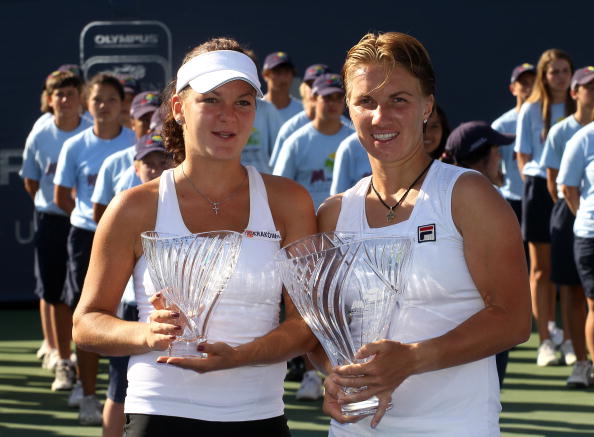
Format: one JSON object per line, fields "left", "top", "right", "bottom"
{"left": 118, "top": 75, "right": 140, "bottom": 94}
{"left": 263, "top": 51, "right": 294, "bottom": 71}
{"left": 571, "top": 66, "right": 594, "bottom": 90}
{"left": 312, "top": 73, "right": 345, "bottom": 96}
{"left": 57, "top": 64, "right": 83, "bottom": 79}
{"left": 176, "top": 50, "right": 263, "bottom": 97}
{"left": 445, "top": 121, "right": 515, "bottom": 163}
{"left": 134, "top": 133, "right": 168, "bottom": 160}
{"left": 303, "top": 64, "right": 330, "bottom": 84}
{"left": 149, "top": 108, "right": 163, "bottom": 133}
{"left": 130, "top": 91, "right": 160, "bottom": 120}
{"left": 510, "top": 63, "right": 535, "bottom": 83}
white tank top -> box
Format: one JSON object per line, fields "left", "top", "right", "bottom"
{"left": 125, "top": 166, "right": 287, "bottom": 422}
{"left": 330, "top": 161, "right": 501, "bottom": 437}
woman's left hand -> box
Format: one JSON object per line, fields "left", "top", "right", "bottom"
{"left": 331, "top": 339, "right": 418, "bottom": 427}
{"left": 156, "top": 342, "right": 241, "bottom": 373}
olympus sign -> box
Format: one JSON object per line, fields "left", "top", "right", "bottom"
{"left": 94, "top": 33, "right": 159, "bottom": 47}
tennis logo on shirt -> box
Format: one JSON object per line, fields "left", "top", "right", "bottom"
{"left": 418, "top": 224, "right": 436, "bottom": 243}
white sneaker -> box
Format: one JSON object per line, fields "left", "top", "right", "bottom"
{"left": 537, "top": 339, "right": 558, "bottom": 366}
{"left": 296, "top": 370, "right": 324, "bottom": 401}
{"left": 51, "top": 360, "right": 75, "bottom": 391}
{"left": 566, "top": 361, "right": 592, "bottom": 388}
{"left": 79, "top": 394, "right": 103, "bottom": 426}
{"left": 560, "top": 340, "right": 577, "bottom": 366}
{"left": 36, "top": 340, "right": 49, "bottom": 360}
{"left": 42, "top": 349, "right": 59, "bottom": 372}
{"left": 68, "top": 381, "right": 83, "bottom": 408}
{"left": 548, "top": 322, "right": 564, "bottom": 347}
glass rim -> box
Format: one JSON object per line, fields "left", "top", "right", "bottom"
{"left": 140, "top": 230, "right": 243, "bottom": 241}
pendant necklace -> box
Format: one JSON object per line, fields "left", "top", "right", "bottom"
{"left": 181, "top": 163, "right": 247, "bottom": 215}
{"left": 370, "top": 159, "right": 434, "bottom": 223}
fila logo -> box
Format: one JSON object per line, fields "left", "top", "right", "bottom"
{"left": 418, "top": 224, "right": 436, "bottom": 243}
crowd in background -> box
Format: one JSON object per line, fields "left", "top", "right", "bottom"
{"left": 19, "top": 42, "right": 594, "bottom": 435}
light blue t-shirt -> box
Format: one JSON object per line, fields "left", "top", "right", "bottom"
{"left": 491, "top": 108, "right": 523, "bottom": 201}
{"left": 557, "top": 122, "right": 594, "bottom": 238}
{"left": 269, "top": 110, "right": 352, "bottom": 169}
{"left": 91, "top": 145, "right": 140, "bottom": 205}
{"left": 541, "top": 115, "right": 582, "bottom": 199}
{"left": 330, "top": 132, "right": 371, "bottom": 195}
{"left": 276, "top": 96, "right": 303, "bottom": 125}
{"left": 514, "top": 101, "right": 566, "bottom": 178}
{"left": 20, "top": 116, "right": 92, "bottom": 215}
{"left": 31, "top": 111, "right": 93, "bottom": 135}
{"left": 54, "top": 126, "right": 135, "bottom": 231}
{"left": 113, "top": 165, "right": 140, "bottom": 194}
{"left": 241, "top": 98, "right": 283, "bottom": 174}
{"left": 273, "top": 122, "right": 354, "bottom": 208}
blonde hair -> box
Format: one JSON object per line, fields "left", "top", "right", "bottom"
{"left": 528, "top": 49, "right": 575, "bottom": 139}
{"left": 342, "top": 32, "right": 435, "bottom": 101}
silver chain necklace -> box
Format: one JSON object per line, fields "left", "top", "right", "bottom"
{"left": 181, "top": 163, "right": 247, "bottom": 215}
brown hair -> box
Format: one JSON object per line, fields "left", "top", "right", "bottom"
{"left": 87, "top": 73, "right": 125, "bottom": 101}
{"left": 342, "top": 32, "right": 435, "bottom": 100}
{"left": 42, "top": 71, "right": 84, "bottom": 114}
{"left": 528, "top": 49, "right": 575, "bottom": 140}
{"left": 161, "top": 37, "right": 251, "bottom": 165}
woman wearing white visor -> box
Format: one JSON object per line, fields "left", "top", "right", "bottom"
{"left": 72, "top": 37, "right": 317, "bottom": 435}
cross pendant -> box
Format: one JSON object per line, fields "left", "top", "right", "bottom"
{"left": 386, "top": 208, "right": 395, "bottom": 222}
{"left": 211, "top": 202, "right": 220, "bottom": 215}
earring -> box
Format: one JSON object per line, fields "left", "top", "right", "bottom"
{"left": 176, "top": 118, "right": 184, "bottom": 125}
{"left": 423, "top": 119, "right": 428, "bottom": 124}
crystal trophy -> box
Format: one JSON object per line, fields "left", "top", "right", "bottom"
{"left": 277, "top": 232, "right": 412, "bottom": 416}
{"left": 141, "top": 230, "right": 242, "bottom": 357}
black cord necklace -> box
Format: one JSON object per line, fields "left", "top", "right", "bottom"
{"left": 370, "top": 159, "right": 434, "bottom": 223}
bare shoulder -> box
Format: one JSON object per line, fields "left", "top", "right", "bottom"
{"left": 95, "top": 178, "right": 160, "bottom": 256}
{"left": 451, "top": 171, "right": 518, "bottom": 236}
{"left": 261, "top": 174, "right": 317, "bottom": 243}
{"left": 317, "top": 193, "right": 343, "bottom": 233}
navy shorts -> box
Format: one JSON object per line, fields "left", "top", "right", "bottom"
{"left": 124, "top": 413, "right": 291, "bottom": 436}
{"left": 574, "top": 237, "right": 594, "bottom": 299}
{"left": 550, "top": 200, "right": 580, "bottom": 285}
{"left": 107, "top": 303, "right": 139, "bottom": 403}
{"left": 62, "top": 226, "right": 95, "bottom": 309}
{"left": 522, "top": 175, "right": 554, "bottom": 243}
{"left": 33, "top": 211, "right": 70, "bottom": 303}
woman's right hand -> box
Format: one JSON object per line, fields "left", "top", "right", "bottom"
{"left": 144, "top": 292, "right": 181, "bottom": 351}
{"left": 322, "top": 371, "right": 368, "bottom": 425}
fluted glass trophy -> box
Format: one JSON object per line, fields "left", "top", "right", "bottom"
{"left": 141, "top": 230, "right": 242, "bottom": 357}
{"left": 277, "top": 232, "right": 412, "bottom": 416}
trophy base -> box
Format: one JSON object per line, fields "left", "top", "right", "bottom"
{"left": 341, "top": 396, "right": 379, "bottom": 417}
{"left": 168, "top": 340, "right": 206, "bottom": 358}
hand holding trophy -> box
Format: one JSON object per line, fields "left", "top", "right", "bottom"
{"left": 277, "top": 232, "right": 412, "bottom": 416}
{"left": 141, "top": 230, "right": 242, "bottom": 357}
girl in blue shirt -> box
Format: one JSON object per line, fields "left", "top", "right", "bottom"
{"left": 514, "top": 49, "right": 575, "bottom": 367}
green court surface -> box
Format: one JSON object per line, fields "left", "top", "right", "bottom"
{"left": 1, "top": 309, "right": 593, "bottom": 436}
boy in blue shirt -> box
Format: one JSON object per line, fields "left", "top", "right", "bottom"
{"left": 20, "top": 71, "right": 91, "bottom": 392}
{"left": 262, "top": 52, "right": 303, "bottom": 123}
{"left": 54, "top": 73, "right": 135, "bottom": 425}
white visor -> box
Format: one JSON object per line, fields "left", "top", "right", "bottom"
{"left": 175, "top": 50, "right": 263, "bottom": 97}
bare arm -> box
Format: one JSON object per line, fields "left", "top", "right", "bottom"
{"left": 23, "top": 178, "right": 39, "bottom": 201}
{"left": 562, "top": 185, "right": 580, "bottom": 216}
{"left": 516, "top": 153, "right": 531, "bottom": 182}
{"left": 546, "top": 168, "right": 559, "bottom": 203}
{"left": 54, "top": 185, "right": 75, "bottom": 215}
{"left": 93, "top": 202, "right": 108, "bottom": 223}
{"left": 73, "top": 181, "right": 178, "bottom": 356}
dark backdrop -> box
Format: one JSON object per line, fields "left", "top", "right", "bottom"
{"left": 1, "top": 0, "right": 591, "bottom": 301}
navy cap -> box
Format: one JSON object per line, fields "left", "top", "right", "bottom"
{"left": 445, "top": 121, "right": 515, "bottom": 163}
{"left": 312, "top": 73, "right": 344, "bottom": 96}
{"left": 303, "top": 64, "right": 330, "bottom": 84}
{"left": 117, "top": 75, "right": 140, "bottom": 94}
{"left": 510, "top": 63, "right": 535, "bottom": 83}
{"left": 571, "top": 66, "right": 594, "bottom": 90}
{"left": 149, "top": 108, "right": 164, "bottom": 133}
{"left": 134, "top": 133, "right": 168, "bottom": 160}
{"left": 263, "top": 51, "right": 294, "bottom": 71}
{"left": 130, "top": 91, "right": 160, "bottom": 120}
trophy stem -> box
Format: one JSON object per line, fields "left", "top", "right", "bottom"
{"left": 340, "top": 394, "right": 380, "bottom": 416}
